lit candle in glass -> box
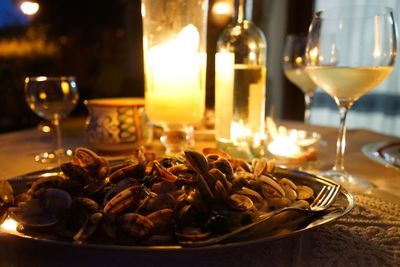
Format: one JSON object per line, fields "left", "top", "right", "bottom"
{"left": 145, "top": 25, "right": 206, "bottom": 125}
{"left": 266, "top": 124, "right": 320, "bottom": 164}
{"left": 142, "top": 0, "right": 208, "bottom": 154}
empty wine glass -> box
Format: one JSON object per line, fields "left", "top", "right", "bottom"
{"left": 305, "top": 6, "right": 397, "bottom": 192}
{"left": 283, "top": 34, "right": 318, "bottom": 123}
{"left": 25, "top": 76, "right": 79, "bottom": 163}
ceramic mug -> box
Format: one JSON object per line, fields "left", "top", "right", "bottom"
{"left": 84, "top": 98, "right": 152, "bottom": 152}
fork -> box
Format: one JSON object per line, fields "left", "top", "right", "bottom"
{"left": 179, "top": 183, "right": 341, "bottom": 247}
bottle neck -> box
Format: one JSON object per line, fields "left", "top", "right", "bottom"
{"left": 234, "top": 0, "right": 253, "bottom": 23}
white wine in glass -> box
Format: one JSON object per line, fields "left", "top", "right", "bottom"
{"left": 283, "top": 34, "right": 318, "bottom": 123}
{"left": 305, "top": 6, "right": 397, "bottom": 192}
{"left": 25, "top": 76, "right": 79, "bottom": 163}
{"left": 306, "top": 66, "right": 393, "bottom": 105}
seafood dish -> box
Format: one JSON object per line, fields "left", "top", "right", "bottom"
{"left": 0, "top": 147, "right": 317, "bottom": 246}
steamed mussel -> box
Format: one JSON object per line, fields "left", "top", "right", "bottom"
{"left": 0, "top": 147, "right": 315, "bottom": 245}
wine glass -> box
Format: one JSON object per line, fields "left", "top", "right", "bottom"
{"left": 25, "top": 76, "right": 79, "bottom": 163}
{"left": 305, "top": 6, "right": 397, "bottom": 192}
{"left": 283, "top": 34, "right": 318, "bottom": 123}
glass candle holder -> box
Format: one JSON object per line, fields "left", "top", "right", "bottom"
{"left": 141, "top": 0, "right": 208, "bottom": 154}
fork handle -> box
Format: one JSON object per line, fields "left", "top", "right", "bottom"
{"left": 180, "top": 205, "right": 313, "bottom": 247}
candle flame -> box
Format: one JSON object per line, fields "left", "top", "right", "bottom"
{"left": 231, "top": 121, "right": 251, "bottom": 142}
{"left": 268, "top": 137, "right": 300, "bottom": 157}
{"left": 145, "top": 24, "right": 205, "bottom": 124}
{"left": 177, "top": 24, "right": 200, "bottom": 53}
{"left": 266, "top": 122, "right": 320, "bottom": 159}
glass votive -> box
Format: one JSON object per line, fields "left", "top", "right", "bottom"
{"left": 142, "top": 0, "right": 208, "bottom": 154}
{"left": 267, "top": 129, "right": 321, "bottom": 165}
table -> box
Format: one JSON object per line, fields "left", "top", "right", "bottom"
{"left": 0, "top": 118, "right": 399, "bottom": 266}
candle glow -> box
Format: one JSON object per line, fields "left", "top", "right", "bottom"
{"left": 266, "top": 120, "right": 320, "bottom": 159}
{"left": 145, "top": 24, "right": 206, "bottom": 125}
{"left": 268, "top": 137, "right": 301, "bottom": 158}
{"left": 215, "top": 50, "right": 234, "bottom": 141}
{"left": 230, "top": 120, "right": 252, "bottom": 142}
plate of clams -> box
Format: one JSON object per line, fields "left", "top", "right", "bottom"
{"left": 0, "top": 147, "right": 354, "bottom": 251}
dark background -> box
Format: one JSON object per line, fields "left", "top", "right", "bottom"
{"left": 0, "top": 0, "right": 313, "bottom": 133}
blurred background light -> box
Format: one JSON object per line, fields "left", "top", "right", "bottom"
{"left": 20, "top": 1, "right": 39, "bottom": 16}
{"left": 211, "top": 0, "right": 233, "bottom": 26}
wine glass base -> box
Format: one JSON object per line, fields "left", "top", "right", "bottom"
{"left": 34, "top": 149, "right": 74, "bottom": 164}
{"left": 319, "top": 169, "right": 375, "bottom": 193}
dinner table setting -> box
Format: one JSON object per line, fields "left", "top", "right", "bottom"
{"left": 0, "top": 118, "right": 399, "bottom": 266}
{"left": 1, "top": 1, "right": 400, "bottom": 267}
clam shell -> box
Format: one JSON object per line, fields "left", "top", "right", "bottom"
{"left": 12, "top": 199, "right": 58, "bottom": 227}
{"left": 146, "top": 208, "right": 174, "bottom": 233}
{"left": 209, "top": 168, "right": 230, "bottom": 192}
{"left": 74, "top": 147, "right": 109, "bottom": 179}
{"left": 153, "top": 161, "right": 178, "bottom": 182}
{"left": 103, "top": 178, "right": 138, "bottom": 206}
{"left": 41, "top": 188, "right": 72, "bottom": 215}
{"left": 28, "top": 175, "right": 64, "bottom": 196}
{"left": 144, "top": 192, "right": 176, "bottom": 214}
{"left": 184, "top": 150, "right": 209, "bottom": 174}
{"left": 202, "top": 148, "right": 231, "bottom": 159}
{"left": 279, "top": 178, "right": 298, "bottom": 201}
{"left": 118, "top": 213, "right": 154, "bottom": 238}
{"left": 268, "top": 197, "right": 292, "bottom": 209}
{"left": 253, "top": 158, "right": 269, "bottom": 177}
{"left": 210, "top": 158, "right": 234, "bottom": 181}
{"left": 296, "top": 185, "right": 314, "bottom": 200}
{"left": 229, "top": 194, "right": 254, "bottom": 211}
{"left": 236, "top": 187, "right": 264, "bottom": 206}
{"left": 258, "top": 175, "right": 285, "bottom": 198}
{"left": 104, "top": 185, "right": 144, "bottom": 215}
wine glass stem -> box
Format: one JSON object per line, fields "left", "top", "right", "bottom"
{"left": 52, "top": 114, "right": 63, "bottom": 155}
{"left": 304, "top": 93, "right": 314, "bottom": 124}
{"left": 333, "top": 105, "right": 350, "bottom": 172}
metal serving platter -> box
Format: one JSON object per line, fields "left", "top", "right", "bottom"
{"left": 0, "top": 166, "right": 354, "bottom": 253}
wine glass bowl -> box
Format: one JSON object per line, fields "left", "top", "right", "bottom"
{"left": 25, "top": 76, "right": 79, "bottom": 163}
{"left": 283, "top": 34, "right": 318, "bottom": 124}
{"left": 305, "top": 6, "right": 397, "bottom": 192}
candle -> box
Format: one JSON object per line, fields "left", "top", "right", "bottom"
{"left": 268, "top": 137, "right": 301, "bottom": 158}
{"left": 267, "top": 127, "right": 320, "bottom": 160}
{"left": 145, "top": 24, "right": 206, "bottom": 125}
{"left": 230, "top": 120, "right": 252, "bottom": 142}
{"left": 215, "top": 50, "right": 234, "bottom": 142}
